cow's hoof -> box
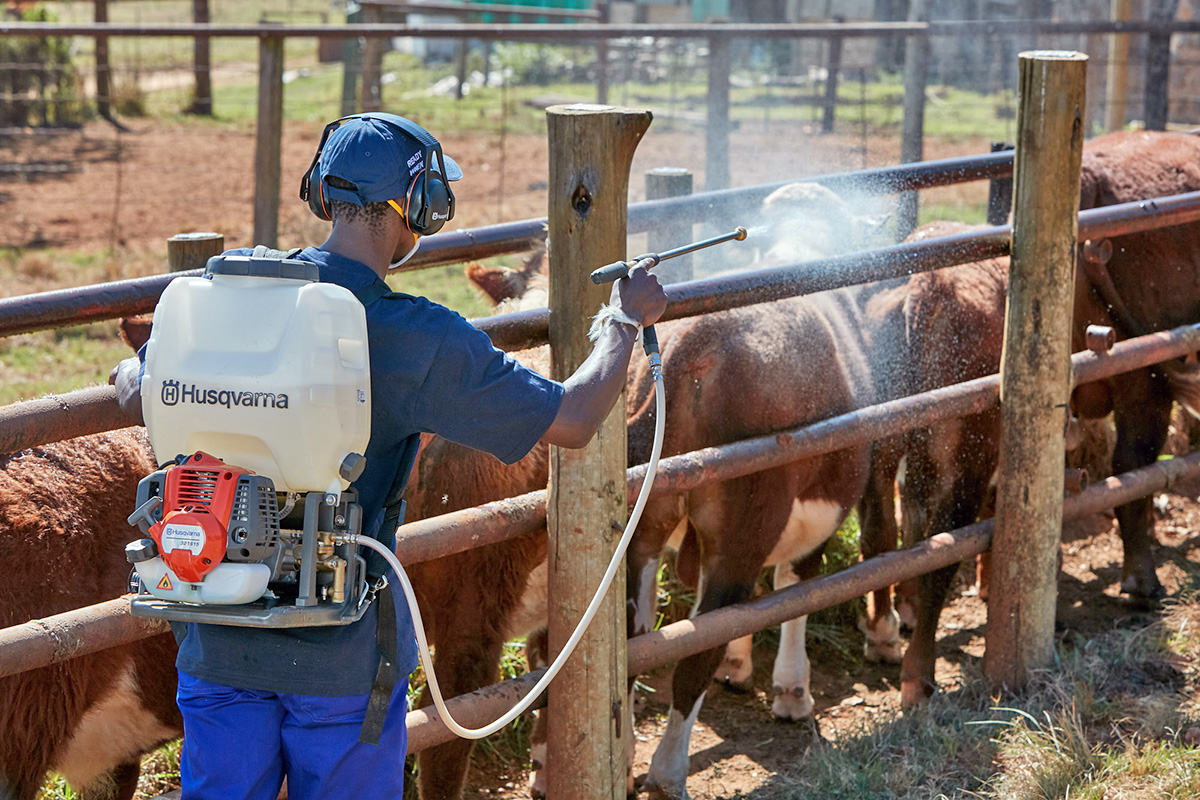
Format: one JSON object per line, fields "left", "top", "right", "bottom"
{"left": 1121, "top": 574, "right": 1166, "bottom": 610}
{"left": 713, "top": 656, "right": 753, "bottom": 691}
{"left": 644, "top": 778, "right": 689, "bottom": 800}
{"left": 899, "top": 678, "right": 933, "bottom": 708}
{"left": 771, "top": 685, "right": 814, "bottom": 721}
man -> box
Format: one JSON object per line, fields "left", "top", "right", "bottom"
{"left": 110, "top": 113, "right": 666, "bottom": 799}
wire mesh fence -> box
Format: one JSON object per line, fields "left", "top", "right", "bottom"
{"left": 6, "top": 2, "right": 1200, "bottom": 254}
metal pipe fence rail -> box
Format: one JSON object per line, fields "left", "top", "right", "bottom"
{"left": 4, "top": 318, "right": 1199, "bottom": 681}
{"left": 9, "top": 19, "right": 1200, "bottom": 38}
{"left": 0, "top": 149, "right": 1017, "bottom": 341}
{"left": 1, "top": 188, "right": 1198, "bottom": 456}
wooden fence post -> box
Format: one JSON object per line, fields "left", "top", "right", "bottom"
{"left": 596, "top": 0, "right": 610, "bottom": 104}
{"left": 1144, "top": 0, "right": 1179, "bottom": 131}
{"left": 897, "top": 0, "right": 930, "bottom": 238}
{"left": 645, "top": 166, "right": 694, "bottom": 283}
{"left": 545, "top": 103, "right": 652, "bottom": 800}
{"left": 253, "top": 35, "right": 284, "bottom": 248}
{"left": 822, "top": 17, "right": 845, "bottom": 134}
{"left": 361, "top": 3, "right": 384, "bottom": 113}
{"left": 191, "top": 0, "right": 213, "bottom": 116}
{"left": 706, "top": 31, "right": 731, "bottom": 192}
{"left": 168, "top": 232, "right": 224, "bottom": 272}
{"left": 987, "top": 141, "right": 1015, "bottom": 226}
{"left": 94, "top": 0, "right": 110, "bottom": 120}
{"left": 985, "top": 50, "right": 1086, "bottom": 693}
{"left": 1105, "top": 0, "right": 1130, "bottom": 131}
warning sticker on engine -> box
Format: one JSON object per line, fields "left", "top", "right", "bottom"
{"left": 157, "top": 573, "right": 174, "bottom": 591}
{"left": 161, "top": 523, "right": 205, "bottom": 555}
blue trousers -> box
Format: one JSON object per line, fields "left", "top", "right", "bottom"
{"left": 176, "top": 670, "right": 409, "bottom": 800}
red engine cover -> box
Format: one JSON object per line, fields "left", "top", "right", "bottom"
{"left": 149, "top": 452, "right": 254, "bottom": 583}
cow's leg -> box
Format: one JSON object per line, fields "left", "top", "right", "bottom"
{"left": 900, "top": 414, "right": 997, "bottom": 706}
{"left": 645, "top": 580, "right": 755, "bottom": 800}
{"left": 1111, "top": 369, "right": 1172, "bottom": 604}
{"left": 524, "top": 627, "right": 550, "bottom": 800}
{"left": 770, "top": 546, "right": 825, "bottom": 721}
{"left": 857, "top": 438, "right": 904, "bottom": 664}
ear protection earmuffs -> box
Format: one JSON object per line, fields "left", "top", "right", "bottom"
{"left": 299, "top": 112, "right": 456, "bottom": 236}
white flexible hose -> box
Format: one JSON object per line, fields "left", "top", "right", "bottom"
{"left": 348, "top": 372, "right": 666, "bottom": 739}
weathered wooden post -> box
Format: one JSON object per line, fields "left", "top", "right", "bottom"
{"left": 897, "top": 0, "right": 930, "bottom": 238}
{"left": 1104, "top": 0, "right": 1130, "bottom": 131}
{"left": 168, "top": 232, "right": 224, "bottom": 272}
{"left": 985, "top": 50, "right": 1086, "bottom": 692}
{"left": 986, "top": 141, "right": 1015, "bottom": 226}
{"left": 253, "top": 34, "right": 284, "bottom": 248}
{"left": 1144, "top": 0, "right": 1179, "bottom": 131}
{"left": 821, "top": 18, "right": 845, "bottom": 135}
{"left": 645, "top": 166, "right": 693, "bottom": 283}
{"left": 706, "top": 30, "right": 731, "bottom": 191}
{"left": 94, "top": 0, "right": 110, "bottom": 120}
{"left": 545, "top": 103, "right": 652, "bottom": 800}
{"left": 361, "top": 2, "right": 384, "bottom": 113}
{"left": 191, "top": 0, "right": 213, "bottom": 115}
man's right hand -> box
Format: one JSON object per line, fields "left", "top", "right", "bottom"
{"left": 611, "top": 265, "right": 667, "bottom": 328}
{"left": 109, "top": 357, "right": 145, "bottom": 426}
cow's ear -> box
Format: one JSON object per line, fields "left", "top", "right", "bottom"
{"left": 465, "top": 262, "right": 518, "bottom": 306}
{"left": 119, "top": 316, "right": 154, "bottom": 351}
{"left": 1072, "top": 380, "right": 1114, "bottom": 419}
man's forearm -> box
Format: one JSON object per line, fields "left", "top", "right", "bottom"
{"left": 542, "top": 321, "right": 640, "bottom": 448}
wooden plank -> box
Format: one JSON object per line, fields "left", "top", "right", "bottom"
{"left": 1104, "top": 0, "right": 1130, "bottom": 131}
{"left": 705, "top": 31, "right": 731, "bottom": 191}
{"left": 545, "top": 102, "right": 652, "bottom": 800}
{"left": 191, "top": 0, "right": 213, "bottom": 115}
{"left": 253, "top": 36, "right": 284, "bottom": 248}
{"left": 645, "top": 166, "right": 694, "bottom": 283}
{"left": 985, "top": 50, "right": 1087, "bottom": 691}
{"left": 897, "top": 0, "right": 929, "bottom": 238}
{"left": 94, "top": 0, "right": 110, "bottom": 120}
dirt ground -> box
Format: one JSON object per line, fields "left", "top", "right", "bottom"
{"left": 7, "top": 119, "right": 1188, "bottom": 800}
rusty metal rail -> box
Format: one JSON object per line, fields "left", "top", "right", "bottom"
{"left": 6, "top": 320, "right": 1198, "bottom": 678}
{"left": 4, "top": 189, "right": 1200, "bottom": 471}
{"left": 0, "top": 152, "right": 1015, "bottom": 340}
{"left": 0, "top": 598, "right": 168, "bottom": 680}
{"left": 6, "top": 18, "right": 1200, "bottom": 38}
{"left": 13, "top": 184, "right": 1200, "bottom": 458}
{"left": 403, "top": 448, "right": 1200, "bottom": 752}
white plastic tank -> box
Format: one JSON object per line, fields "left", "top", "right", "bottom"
{"left": 142, "top": 255, "right": 371, "bottom": 495}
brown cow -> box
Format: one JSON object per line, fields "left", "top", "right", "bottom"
{"left": 1071, "top": 129, "right": 1200, "bottom": 604}
{"left": 0, "top": 428, "right": 182, "bottom": 800}
{"left": 622, "top": 279, "right": 910, "bottom": 799}
{"left": 898, "top": 127, "right": 1200, "bottom": 702}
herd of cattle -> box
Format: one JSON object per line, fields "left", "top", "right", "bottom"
{"left": 3, "top": 129, "right": 1200, "bottom": 800}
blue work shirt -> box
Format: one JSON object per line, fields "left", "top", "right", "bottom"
{"left": 168, "top": 246, "right": 563, "bottom": 696}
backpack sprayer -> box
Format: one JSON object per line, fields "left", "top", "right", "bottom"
{"left": 125, "top": 229, "right": 747, "bottom": 739}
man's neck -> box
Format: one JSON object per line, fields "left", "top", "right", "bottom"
{"left": 320, "top": 225, "right": 394, "bottom": 280}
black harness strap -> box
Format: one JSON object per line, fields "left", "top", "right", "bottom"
{"left": 360, "top": 582, "right": 398, "bottom": 745}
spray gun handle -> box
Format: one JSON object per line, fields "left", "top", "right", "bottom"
{"left": 642, "top": 324, "right": 659, "bottom": 359}
{"left": 589, "top": 254, "right": 660, "bottom": 285}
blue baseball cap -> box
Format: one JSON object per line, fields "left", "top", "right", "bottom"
{"left": 318, "top": 115, "right": 463, "bottom": 207}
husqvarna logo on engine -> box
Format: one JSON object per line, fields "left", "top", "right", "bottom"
{"left": 158, "top": 379, "right": 290, "bottom": 410}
